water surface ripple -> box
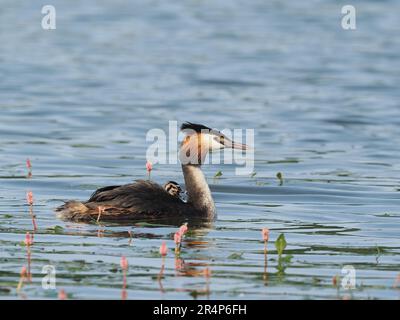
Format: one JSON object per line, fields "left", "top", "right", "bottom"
{"left": 0, "top": 1, "right": 399, "bottom": 299}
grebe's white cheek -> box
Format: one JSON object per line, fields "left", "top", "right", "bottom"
{"left": 178, "top": 146, "right": 191, "bottom": 165}
{"left": 205, "top": 134, "right": 223, "bottom": 151}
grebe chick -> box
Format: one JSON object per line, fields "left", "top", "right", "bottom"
{"left": 164, "top": 181, "right": 182, "bottom": 198}
{"left": 56, "top": 122, "right": 248, "bottom": 222}
{"left": 164, "top": 180, "right": 188, "bottom": 203}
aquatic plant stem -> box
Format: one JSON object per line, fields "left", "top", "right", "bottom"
{"left": 16, "top": 267, "right": 27, "bottom": 293}
{"left": 175, "top": 243, "right": 181, "bottom": 255}
{"left": 26, "top": 158, "right": 32, "bottom": 178}
{"left": 96, "top": 206, "right": 105, "bottom": 223}
{"left": 128, "top": 230, "right": 133, "bottom": 245}
{"left": 120, "top": 256, "right": 128, "bottom": 300}
{"left": 157, "top": 256, "right": 165, "bottom": 293}
{"left": 27, "top": 246, "right": 32, "bottom": 282}
{"left": 263, "top": 240, "right": 268, "bottom": 282}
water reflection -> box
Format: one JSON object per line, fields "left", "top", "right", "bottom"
{"left": 263, "top": 252, "right": 268, "bottom": 285}
{"left": 157, "top": 257, "right": 166, "bottom": 294}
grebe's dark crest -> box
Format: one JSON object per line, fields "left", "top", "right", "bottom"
{"left": 56, "top": 122, "right": 248, "bottom": 222}
{"left": 180, "top": 122, "right": 212, "bottom": 132}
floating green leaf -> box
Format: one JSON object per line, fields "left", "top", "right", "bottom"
{"left": 47, "top": 225, "right": 64, "bottom": 234}
{"left": 214, "top": 171, "right": 223, "bottom": 178}
{"left": 227, "top": 252, "right": 244, "bottom": 260}
{"left": 275, "top": 233, "right": 287, "bottom": 256}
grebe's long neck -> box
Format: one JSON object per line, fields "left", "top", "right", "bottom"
{"left": 182, "top": 164, "right": 216, "bottom": 219}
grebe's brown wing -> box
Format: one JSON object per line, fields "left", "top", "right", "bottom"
{"left": 87, "top": 180, "right": 165, "bottom": 204}
{"left": 85, "top": 179, "right": 188, "bottom": 215}
{"left": 88, "top": 185, "right": 121, "bottom": 202}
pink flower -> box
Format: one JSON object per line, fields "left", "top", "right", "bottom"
{"left": 120, "top": 256, "right": 128, "bottom": 270}
{"left": 26, "top": 158, "right": 32, "bottom": 170}
{"left": 146, "top": 161, "right": 153, "bottom": 172}
{"left": 58, "top": 289, "right": 67, "bottom": 300}
{"left": 261, "top": 228, "right": 269, "bottom": 242}
{"left": 174, "top": 231, "right": 182, "bottom": 245}
{"left": 159, "top": 241, "right": 167, "bottom": 256}
{"left": 26, "top": 191, "right": 34, "bottom": 206}
{"left": 179, "top": 224, "right": 188, "bottom": 236}
{"left": 24, "top": 232, "right": 33, "bottom": 246}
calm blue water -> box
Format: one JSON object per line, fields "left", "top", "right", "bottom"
{"left": 0, "top": 0, "right": 399, "bottom": 299}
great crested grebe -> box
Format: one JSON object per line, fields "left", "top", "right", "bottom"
{"left": 56, "top": 122, "right": 248, "bottom": 222}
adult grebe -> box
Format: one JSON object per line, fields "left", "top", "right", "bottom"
{"left": 56, "top": 122, "right": 248, "bottom": 222}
